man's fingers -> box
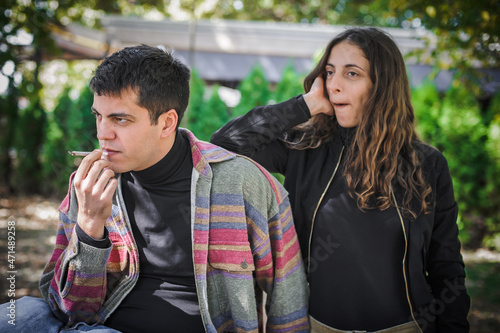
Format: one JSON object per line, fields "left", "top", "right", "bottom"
{"left": 85, "top": 160, "right": 111, "bottom": 186}
{"left": 93, "top": 168, "right": 116, "bottom": 196}
{"left": 74, "top": 150, "right": 106, "bottom": 185}
{"left": 102, "top": 177, "right": 118, "bottom": 202}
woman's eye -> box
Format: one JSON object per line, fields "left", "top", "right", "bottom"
{"left": 347, "top": 71, "right": 359, "bottom": 77}
{"left": 326, "top": 70, "right": 334, "bottom": 76}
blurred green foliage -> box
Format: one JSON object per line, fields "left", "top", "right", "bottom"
{"left": 0, "top": 87, "right": 19, "bottom": 194}
{"left": 13, "top": 98, "right": 47, "bottom": 193}
{"left": 272, "top": 61, "right": 305, "bottom": 104}
{"left": 40, "top": 86, "right": 98, "bottom": 196}
{"left": 465, "top": 260, "right": 500, "bottom": 329}
{"left": 187, "top": 84, "right": 228, "bottom": 141}
{"left": 413, "top": 78, "right": 500, "bottom": 249}
{"left": 232, "top": 64, "right": 271, "bottom": 118}
{"left": 184, "top": 69, "right": 206, "bottom": 129}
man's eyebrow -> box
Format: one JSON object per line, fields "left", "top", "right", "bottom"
{"left": 109, "top": 112, "right": 135, "bottom": 119}
{"left": 91, "top": 107, "right": 136, "bottom": 120}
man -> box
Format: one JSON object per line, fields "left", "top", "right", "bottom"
{"left": 2, "top": 45, "right": 308, "bottom": 332}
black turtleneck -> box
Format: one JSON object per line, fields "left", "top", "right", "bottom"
{"left": 308, "top": 125, "right": 410, "bottom": 331}
{"left": 105, "top": 130, "right": 205, "bottom": 333}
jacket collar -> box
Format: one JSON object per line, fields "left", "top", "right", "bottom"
{"left": 179, "top": 128, "right": 235, "bottom": 177}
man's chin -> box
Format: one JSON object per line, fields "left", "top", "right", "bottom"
{"left": 108, "top": 164, "right": 130, "bottom": 174}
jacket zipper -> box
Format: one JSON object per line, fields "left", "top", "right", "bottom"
{"left": 392, "top": 189, "right": 423, "bottom": 333}
{"left": 307, "top": 146, "right": 344, "bottom": 276}
{"left": 306, "top": 148, "right": 424, "bottom": 332}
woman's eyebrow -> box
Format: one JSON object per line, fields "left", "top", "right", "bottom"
{"left": 327, "top": 62, "right": 366, "bottom": 72}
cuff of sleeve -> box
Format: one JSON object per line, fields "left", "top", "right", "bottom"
{"left": 76, "top": 223, "right": 111, "bottom": 249}
{"left": 273, "top": 95, "right": 312, "bottom": 132}
{"left": 297, "top": 95, "right": 312, "bottom": 119}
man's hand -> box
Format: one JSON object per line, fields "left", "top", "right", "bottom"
{"left": 73, "top": 150, "right": 118, "bottom": 239}
{"left": 303, "top": 75, "right": 334, "bottom": 117}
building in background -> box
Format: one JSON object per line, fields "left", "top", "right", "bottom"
{"left": 49, "top": 15, "right": 500, "bottom": 96}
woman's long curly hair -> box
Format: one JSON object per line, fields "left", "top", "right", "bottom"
{"left": 291, "top": 27, "right": 432, "bottom": 220}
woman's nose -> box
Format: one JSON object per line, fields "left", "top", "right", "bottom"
{"left": 328, "top": 77, "right": 342, "bottom": 94}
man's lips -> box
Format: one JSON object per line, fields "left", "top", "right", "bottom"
{"left": 102, "top": 148, "right": 120, "bottom": 155}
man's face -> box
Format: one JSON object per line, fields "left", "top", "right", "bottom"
{"left": 92, "top": 89, "right": 170, "bottom": 173}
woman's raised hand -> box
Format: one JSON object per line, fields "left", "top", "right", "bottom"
{"left": 303, "top": 75, "right": 334, "bottom": 117}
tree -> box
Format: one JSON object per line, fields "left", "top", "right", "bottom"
{"left": 483, "top": 91, "right": 500, "bottom": 249}
{"left": 1, "top": 0, "right": 57, "bottom": 194}
{"left": 203, "top": 85, "right": 229, "bottom": 141}
{"left": 39, "top": 84, "right": 98, "bottom": 196}
{"left": 412, "top": 76, "right": 500, "bottom": 248}
{"left": 390, "top": 0, "right": 499, "bottom": 69}
{"left": 0, "top": 85, "right": 19, "bottom": 194}
{"left": 69, "top": 86, "right": 98, "bottom": 152}
{"left": 191, "top": 0, "right": 393, "bottom": 25}
{"left": 185, "top": 69, "right": 206, "bottom": 129}
{"left": 42, "top": 87, "right": 74, "bottom": 195}
{"left": 437, "top": 79, "right": 497, "bottom": 248}
{"left": 13, "top": 97, "right": 47, "bottom": 193}
{"left": 188, "top": 85, "right": 228, "bottom": 142}
{"left": 412, "top": 79, "right": 442, "bottom": 143}
{"left": 232, "top": 64, "right": 270, "bottom": 118}
{"left": 272, "top": 61, "right": 304, "bottom": 104}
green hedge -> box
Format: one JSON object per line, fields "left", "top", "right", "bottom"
{"left": 413, "top": 78, "right": 500, "bottom": 249}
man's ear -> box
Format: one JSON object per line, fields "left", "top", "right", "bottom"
{"left": 159, "top": 109, "right": 178, "bottom": 138}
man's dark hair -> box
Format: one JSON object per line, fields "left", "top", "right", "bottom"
{"left": 90, "top": 44, "right": 191, "bottom": 126}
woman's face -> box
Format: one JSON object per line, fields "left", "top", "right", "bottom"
{"left": 324, "top": 41, "right": 373, "bottom": 128}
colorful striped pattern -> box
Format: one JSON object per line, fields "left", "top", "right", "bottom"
{"left": 39, "top": 128, "right": 309, "bottom": 332}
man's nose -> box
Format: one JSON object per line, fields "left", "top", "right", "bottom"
{"left": 96, "top": 120, "right": 115, "bottom": 141}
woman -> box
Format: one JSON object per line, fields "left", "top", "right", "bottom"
{"left": 211, "top": 27, "right": 470, "bottom": 332}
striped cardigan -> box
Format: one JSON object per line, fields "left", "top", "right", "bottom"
{"left": 39, "top": 128, "right": 309, "bottom": 332}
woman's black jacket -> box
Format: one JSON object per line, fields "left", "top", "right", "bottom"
{"left": 211, "top": 95, "right": 470, "bottom": 332}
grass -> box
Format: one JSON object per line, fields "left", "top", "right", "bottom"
{"left": 465, "top": 258, "right": 500, "bottom": 332}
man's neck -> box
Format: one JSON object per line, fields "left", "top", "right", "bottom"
{"left": 129, "top": 129, "right": 189, "bottom": 186}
